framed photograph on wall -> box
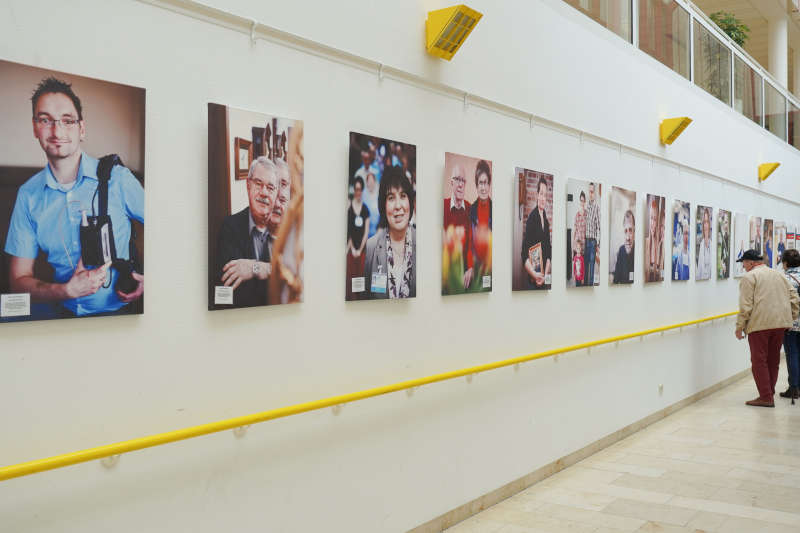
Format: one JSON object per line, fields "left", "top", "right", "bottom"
{"left": 609, "top": 186, "right": 636, "bottom": 285}
{"left": 442, "top": 152, "right": 492, "bottom": 295}
{"left": 671, "top": 200, "right": 691, "bottom": 281}
{"left": 208, "top": 104, "right": 304, "bottom": 310}
{"left": 763, "top": 218, "right": 774, "bottom": 267}
{"left": 234, "top": 137, "right": 252, "bottom": 180}
{"left": 644, "top": 194, "right": 665, "bottom": 283}
{"left": 717, "top": 209, "right": 731, "bottom": 279}
{"left": 566, "top": 179, "right": 601, "bottom": 288}
{"left": 513, "top": 168, "right": 553, "bottom": 291}
{"left": 0, "top": 59, "right": 145, "bottom": 323}
{"left": 695, "top": 205, "right": 713, "bottom": 280}
{"left": 749, "top": 216, "right": 762, "bottom": 255}
{"left": 775, "top": 221, "right": 787, "bottom": 261}
{"left": 346, "top": 132, "right": 417, "bottom": 301}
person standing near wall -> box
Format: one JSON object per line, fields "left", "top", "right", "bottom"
{"left": 584, "top": 182, "right": 600, "bottom": 286}
{"left": 780, "top": 249, "right": 800, "bottom": 401}
{"left": 735, "top": 250, "right": 800, "bottom": 407}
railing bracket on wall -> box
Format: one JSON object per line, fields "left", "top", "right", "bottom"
{"left": 100, "top": 455, "right": 120, "bottom": 469}
{"left": 232, "top": 425, "right": 249, "bottom": 438}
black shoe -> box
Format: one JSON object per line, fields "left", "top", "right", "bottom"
{"left": 779, "top": 387, "right": 799, "bottom": 399}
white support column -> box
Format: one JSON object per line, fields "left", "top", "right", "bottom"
{"left": 794, "top": 45, "right": 800, "bottom": 98}
{"left": 768, "top": 15, "right": 789, "bottom": 88}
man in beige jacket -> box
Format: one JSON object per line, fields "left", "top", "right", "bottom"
{"left": 736, "top": 249, "right": 800, "bottom": 407}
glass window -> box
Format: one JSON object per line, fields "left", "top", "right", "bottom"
{"left": 638, "top": 0, "right": 690, "bottom": 79}
{"left": 764, "top": 82, "right": 786, "bottom": 141}
{"left": 693, "top": 21, "right": 731, "bottom": 105}
{"left": 562, "top": 0, "right": 632, "bottom": 42}
{"left": 789, "top": 101, "right": 800, "bottom": 150}
{"left": 733, "top": 57, "right": 763, "bottom": 126}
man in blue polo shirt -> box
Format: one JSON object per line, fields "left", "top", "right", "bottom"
{"left": 4, "top": 77, "right": 144, "bottom": 318}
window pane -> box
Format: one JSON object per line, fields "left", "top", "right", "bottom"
{"left": 765, "top": 82, "right": 786, "bottom": 141}
{"left": 693, "top": 21, "right": 731, "bottom": 105}
{"left": 734, "top": 57, "right": 762, "bottom": 125}
{"left": 562, "top": 0, "right": 632, "bottom": 42}
{"left": 638, "top": 0, "right": 690, "bottom": 79}
{"left": 789, "top": 101, "right": 800, "bottom": 149}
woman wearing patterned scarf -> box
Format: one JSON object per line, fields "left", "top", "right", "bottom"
{"left": 363, "top": 166, "right": 416, "bottom": 299}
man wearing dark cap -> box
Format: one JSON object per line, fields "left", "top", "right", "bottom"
{"left": 735, "top": 249, "right": 800, "bottom": 407}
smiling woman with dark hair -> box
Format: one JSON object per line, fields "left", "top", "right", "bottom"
{"left": 363, "top": 166, "right": 416, "bottom": 299}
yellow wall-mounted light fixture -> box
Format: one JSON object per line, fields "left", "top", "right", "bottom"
{"left": 659, "top": 117, "right": 692, "bottom": 145}
{"left": 426, "top": 5, "right": 483, "bottom": 61}
{"left": 758, "top": 162, "right": 780, "bottom": 181}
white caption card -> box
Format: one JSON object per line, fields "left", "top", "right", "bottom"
{"left": 1, "top": 293, "right": 30, "bottom": 317}
{"left": 214, "top": 286, "right": 233, "bottom": 305}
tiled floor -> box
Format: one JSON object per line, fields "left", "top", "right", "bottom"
{"left": 445, "top": 370, "right": 800, "bottom": 533}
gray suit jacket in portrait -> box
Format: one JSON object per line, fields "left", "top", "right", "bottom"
{"left": 363, "top": 227, "right": 416, "bottom": 299}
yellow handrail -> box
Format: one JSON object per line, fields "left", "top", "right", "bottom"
{"left": 0, "top": 310, "right": 737, "bottom": 482}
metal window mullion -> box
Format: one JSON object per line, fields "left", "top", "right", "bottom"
{"left": 689, "top": 12, "right": 695, "bottom": 84}
{"left": 630, "top": 0, "right": 638, "bottom": 48}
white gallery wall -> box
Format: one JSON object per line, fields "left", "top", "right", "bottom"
{"left": 1, "top": 1, "right": 799, "bottom": 532}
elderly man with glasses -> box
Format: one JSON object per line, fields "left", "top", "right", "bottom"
{"left": 4, "top": 77, "right": 144, "bottom": 319}
{"left": 215, "top": 156, "right": 279, "bottom": 308}
{"left": 443, "top": 164, "right": 474, "bottom": 291}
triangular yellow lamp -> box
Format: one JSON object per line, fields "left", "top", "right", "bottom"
{"left": 660, "top": 117, "right": 692, "bottom": 145}
{"left": 758, "top": 163, "right": 780, "bottom": 181}
{"left": 426, "top": 5, "right": 483, "bottom": 61}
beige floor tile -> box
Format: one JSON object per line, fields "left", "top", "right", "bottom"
{"left": 726, "top": 467, "right": 800, "bottom": 489}
{"left": 715, "top": 515, "right": 799, "bottom": 533}
{"left": 443, "top": 516, "right": 507, "bottom": 532}
{"left": 477, "top": 506, "right": 596, "bottom": 533}
{"left": 534, "top": 502, "right": 645, "bottom": 531}
{"left": 684, "top": 511, "right": 730, "bottom": 531}
{"left": 634, "top": 521, "right": 705, "bottom": 532}
{"left": 547, "top": 478, "right": 672, "bottom": 504}
{"left": 593, "top": 528, "right": 631, "bottom": 533}
{"left": 537, "top": 465, "right": 623, "bottom": 487}
{"left": 601, "top": 499, "right": 698, "bottom": 526}
{"left": 611, "top": 473, "right": 719, "bottom": 499}
{"left": 612, "top": 454, "right": 732, "bottom": 478}
{"left": 524, "top": 486, "right": 617, "bottom": 511}
{"left": 708, "top": 486, "right": 800, "bottom": 515}
{"left": 579, "top": 458, "right": 666, "bottom": 477}
{"left": 668, "top": 496, "right": 800, "bottom": 526}
{"left": 735, "top": 478, "right": 800, "bottom": 498}
{"left": 657, "top": 470, "right": 743, "bottom": 490}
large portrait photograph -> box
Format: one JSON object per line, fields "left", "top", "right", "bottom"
{"left": 671, "top": 200, "right": 691, "bottom": 281}
{"left": 208, "top": 103, "right": 304, "bottom": 310}
{"left": 513, "top": 168, "right": 553, "bottom": 291}
{"left": 566, "top": 179, "right": 601, "bottom": 288}
{"left": 749, "top": 216, "right": 762, "bottom": 255}
{"left": 1, "top": 60, "right": 145, "bottom": 323}
{"left": 643, "top": 193, "right": 665, "bottom": 283}
{"left": 775, "top": 221, "right": 787, "bottom": 261}
{"left": 346, "top": 132, "right": 416, "bottom": 301}
{"left": 763, "top": 218, "right": 774, "bottom": 267}
{"left": 442, "top": 152, "right": 492, "bottom": 295}
{"left": 695, "top": 205, "right": 713, "bottom": 280}
{"left": 717, "top": 209, "right": 731, "bottom": 279}
{"left": 609, "top": 186, "right": 636, "bottom": 285}
{"left": 733, "top": 213, "right": 748, "bottom": 278}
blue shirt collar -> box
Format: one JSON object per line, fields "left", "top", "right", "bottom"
{"left": 43, "top": 152, "right": 98, "bottom": 192}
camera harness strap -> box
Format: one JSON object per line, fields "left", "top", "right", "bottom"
{"left": 95, "top": 154, "right": 140, "bottom": 272}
